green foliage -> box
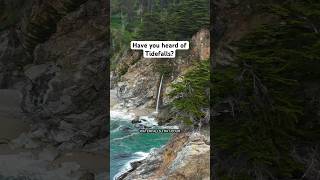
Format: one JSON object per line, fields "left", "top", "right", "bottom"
{"left": 168, "top": 0, "right": 210, "bottom": 40}
{"left": 111, "top": 0, "right": 209, "bottom": 41}
{"left": 136, "top": 11, "right": 167, "bottom": 40}
{"left": 136, "top": 0, "right": 209, "bottom": 40}
{"left": 110, "top": 0, "right": 209, "bottom": 75}
{"left": 169, "top": 60, "right": 210, "bottom": 125}
{"left": 110, "top": 15, "right": 137, "bottom": 70}
{"left": 152, "top": 60, "right": 173, "bottom": 76}
{"left": 213, "top": 1, "right": 320, "bottom": 179}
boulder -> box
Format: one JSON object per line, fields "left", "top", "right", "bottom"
{"left": 131, "top": 116, "right": 141, "bottom": 124}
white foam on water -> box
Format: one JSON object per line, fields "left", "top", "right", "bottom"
{"left": 139, "top": 116, "right": 158, "bottom": 127}
{"left": 113, "top": 151, "right": 149, "bottom": 180}
{"left": 110, "top": 125, "right": 123, "bottom": 133}
{"left": 111, "top": 109, "right": 177, "bottom": 180}
{"left": 133, "top": 151, "right": 149, "bottom": 157}
{"left": 110, "top": 110, "right": 135, "bottom": 121}
{"left": 110, "top": 132, "right": 139, "bottom": 142}
{"left": 160, "top": 125, "right": 180, "bottom": 130}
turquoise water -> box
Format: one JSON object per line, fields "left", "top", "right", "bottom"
{"left": 110, "top": 113, "right": 171, "bottom": 179}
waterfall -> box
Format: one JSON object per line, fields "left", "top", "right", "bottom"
{"left": 156, "top": 75, "right": 164, "bottom": 113}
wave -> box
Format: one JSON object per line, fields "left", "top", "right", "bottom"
{"left": 160, "top": 125, "right": 180, "bottom": 129}
{"left": 138, "top": 116, "right": 158, "bottom": 127}
{"left": 111, "top": 132, "right": 139, "bottom": 142}
{"left": 110, "top": 125, "right": 123, "bottom": 133}
{"left": 113, "top": 151, "right": 149, "bottom": 180}
{"left": 133, "top": 151, "right": 149, "bottom": 157}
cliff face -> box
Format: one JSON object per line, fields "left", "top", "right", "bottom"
{"left": 0, "top": 0, "right": 108, "bottom": 150}
{"left": 0, "top": 0, "right": 108, "bottom": 178}
{"left": 22, "top": 0, "right": 89, "bottom": 53}
{"left": 121, "top": 133, "right": 210, "bottom": 180}
{"left": 112, "top": 29, "right": 209, "bottom": 113}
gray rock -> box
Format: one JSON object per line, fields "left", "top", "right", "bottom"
{"left": 24, "top": 64, "right": 51, "bottom": 81}
{"left": 14, "top": 0, "right": 109, "bottom": 146}
{"left": 30, "top": 128, "right": 47, "bottom": 139}
{"left": 95, "top": 172, "right": 108, "bottom": 180}
{"left": 59, "top": 121, "right": 75, "bottom": 131}
{"left": 58, "top": 142, "right": 77, "bottom": 151}
{"left": 39, "top": 147, "right": 59, "bottom": 161}
{"left": 131, "top": 116, "right": 141, "bottom": 124}
{"left": 51, "top": 130, "right": 74, "bottom": 143}
{"left": 12, "top": 133, "right": 39, "bottom": 149}
{"left": 80, "top": 171, "right": 95, "bottom": 180}
{"left": 122, "top": 133, "right": 210, "bottom": 180}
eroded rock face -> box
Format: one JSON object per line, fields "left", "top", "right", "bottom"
{"left": 121, "top": 133, "right": 210, "bottom": 180}
{"left": 0, "top": 29, "right": 29, "bottom": 89}
{"left": 22, "top": 0, "right": 89, "bottom": 53}
{"left": 113, "top": 29, "right": 210, "bottom": 111}
{"left": 19, "top": 0, "right": 108, "bottom": 149}
{"left": 116, "top": 58, "right": 159, "bottom": 109}
{"left": 0, "top": 0, "right": 108, "bottom": 149}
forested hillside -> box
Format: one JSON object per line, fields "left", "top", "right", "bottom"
{"left": 212, "top": 1, "right": 320, "bottom": 179}
{"left": 111, "top": 0, "right": 209, "bottom": 69}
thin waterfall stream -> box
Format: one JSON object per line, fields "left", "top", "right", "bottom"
{"left": 156, "top": 74, "right": 164, "bottom": 113}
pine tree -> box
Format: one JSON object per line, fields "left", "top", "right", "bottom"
{"left": 136, "top": 11, "right": 166, "bottom": 40}
{"left": 169, "top": 0, "right": 209, "bottom": 40}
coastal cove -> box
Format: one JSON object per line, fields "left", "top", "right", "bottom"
{"left": 110, "top": 21, "right": 211, "bottom": 178}
{"left": 110, "top": 110, "right": 172, "bottom": 179}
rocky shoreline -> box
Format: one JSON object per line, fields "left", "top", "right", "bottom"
{"left": 116, "top": 160, "right": 143, "bottom": 180}
{"left": 116, "top": 132, "right": 210, "bottom": 180}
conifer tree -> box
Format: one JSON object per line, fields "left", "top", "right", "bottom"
{"left": 170, "top": 60, "right": 210, "bottom": 126}
{"left": 213, "top": 1, "right": 320, "bottom": 179}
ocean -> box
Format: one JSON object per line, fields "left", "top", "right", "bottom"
{"left": 110, "top": 110, "right": 172, "bottom": 179}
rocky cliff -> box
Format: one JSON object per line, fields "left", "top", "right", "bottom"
{"left": 121, "top": 133, "right": 210, "bottom": 180}
{"left": 1, "top": 0, "right": 108, "bottom": 150}
{"left": 112, "top": 29, "right": 210, "bottom": 180}
{"left": 0, "top": 0, "right": 108, "bottom": 178}
{"left": 112, "top": 29, "right": 209, "bottom": 116}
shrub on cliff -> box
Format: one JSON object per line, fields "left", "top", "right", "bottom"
{"left": 169, "top": 59, "right": 210, "bottom": 127}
